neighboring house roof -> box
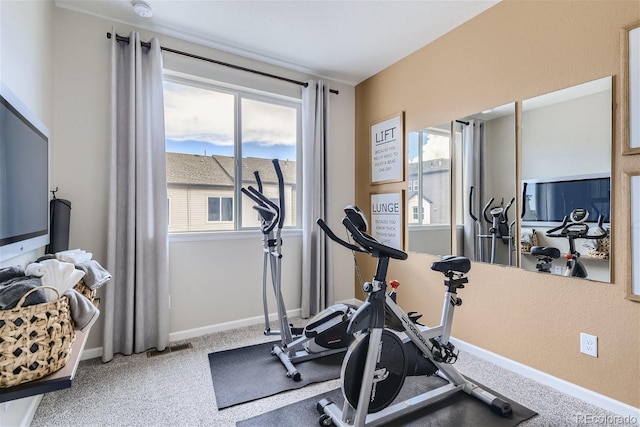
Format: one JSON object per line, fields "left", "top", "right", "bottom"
{"left": 407, "top": 191, "right": 433, "bottom": 204}
{"left": 407, "top": 158, "right": 450, "bottom": 176}
{"left": 166, "top": 152, "right": 296, "bottom": 186}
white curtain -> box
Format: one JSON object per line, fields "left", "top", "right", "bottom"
{"left": 301, "top": 80, "right": 330, "bottom": 318}
{"left": 103, "top": 32, "right": 170, "bottom": 362}
{"left": 462, "top": 120, "right": 484, "bottom": 260}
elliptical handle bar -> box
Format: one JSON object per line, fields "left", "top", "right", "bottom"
{"left": 241, "top": 186, "right": 280, "bottom": 234}
{"left": 482, "top": 197, "right": 495, "bottom": 223}
{"left": 502, "top": 197, "right": 515, "bottom": 224}
{"left": 469, "top": 186, "right": 478, "bottom": 222}
{"left": 272, "top": 159, "right": 286, "bottom": 229}
{"left": 316, "top": 218, "right": 367, "bottom": 253}
{"left": 253, "top": 171, "right": 263, "bottom": 193}
{"left": 520, "top": 182, "right": 528, "bottom": 219}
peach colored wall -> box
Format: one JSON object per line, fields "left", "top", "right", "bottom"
{"left": 354, "top": 0, "right": 640, "bottom": 407}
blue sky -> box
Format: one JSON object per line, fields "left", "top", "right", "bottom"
{"left": 163, "top": 79, "right": 298, "bottom": 161}
{"left": 166, "top": 139, "right": 296, "bottom": 160}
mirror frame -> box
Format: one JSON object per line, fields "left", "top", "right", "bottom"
{"left": 622, "top": 21, "right": 640, "bottom": 155}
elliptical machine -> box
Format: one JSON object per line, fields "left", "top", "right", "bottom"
{"left": 241, "top": 159, "right": 356, "bottom": 381}
{"left": 469, "top": 187, "right": 515, "bottom": 265}
{"left": 316, "top": 206, "right": 512, "bottom": 427}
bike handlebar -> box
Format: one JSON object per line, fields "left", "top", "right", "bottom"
{"left": 546, "top": 214, "right": 608, "bottom": 240}
{"left": 316, "top": 218, "right": 367, "bottom": 254}
{"left": 317, "top": 206, "right": 408, "bottom": 261}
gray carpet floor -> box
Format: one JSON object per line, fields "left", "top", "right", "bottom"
{"left": 30, "top": 321, "right": 626, "bottom": 426}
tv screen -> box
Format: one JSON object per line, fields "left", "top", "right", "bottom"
{"left": 0, "top": 83, "right": 49, "bottom": 263}
{"left": 522, "top": 175, "right": 610, "bottom": 225}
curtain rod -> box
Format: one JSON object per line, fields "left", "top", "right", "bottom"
{"left": 106, "top": 32, "right": 339, "bottom": 95}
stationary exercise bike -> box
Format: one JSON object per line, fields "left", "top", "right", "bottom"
{"left": 534, "top": 208, "right": 609, "bottom": 279}
{"left": 469, "top": 187, "right": 516, "bottom": 265}
{"left": 241, "top": 159, "right": 356, "bottom": 381}
{"left": 316, "top": 205, "right": 512, "bottom": 427}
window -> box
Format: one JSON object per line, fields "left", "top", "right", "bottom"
{"left": 164, "top": 75, "right": 301, "bottom": 233}
{"left": 208, "top": 197, "right": 233, "bottom": 222}
{"left": 407, "top": 128, "right": 450, "bottom": 226}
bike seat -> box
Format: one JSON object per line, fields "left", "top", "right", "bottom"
{"left": 530, "top": 246, "right": 561, "bottom": 259}
{"left": 431, "top": 256, "right": 471, "bottom": 274}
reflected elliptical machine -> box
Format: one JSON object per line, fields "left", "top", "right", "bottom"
{"left": 469, "top": 186, "right": 516, "bottom": 265}
{"left": 241, "top": 159, "right": 356, "bottom": 381}
{"left": 531, "top": 208, "right": 608, "bottom": 278}
{"left": 315, "top": 205, "right": 512, "bottom": 427}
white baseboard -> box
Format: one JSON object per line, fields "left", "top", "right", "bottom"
{"left": 81, "top": 307, "right": 304, "bottom": 360}
{"left": 451, "top": 337, "right": 640, "bottom": 420}
{"left": 168, "top": 308, "right": 300, "bottom": 342}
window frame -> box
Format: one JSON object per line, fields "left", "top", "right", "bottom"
{"left": 163, "top": 72, "right": 303, "bottom": 233}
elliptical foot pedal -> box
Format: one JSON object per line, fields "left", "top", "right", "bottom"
{"left": 491, "top": 398, "right": 513, "bottom": 417}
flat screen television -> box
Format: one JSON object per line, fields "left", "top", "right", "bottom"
{"left": 0, "top": 82, "right": 49, "bottom": 263}
{"left": 521, "top": 174, "right": 610, "bottom": 226}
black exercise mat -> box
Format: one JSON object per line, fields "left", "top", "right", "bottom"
{"left": 208, "top": 341, "right": 344, "bottom": 409}
{"left": 237, "top": 375, "right": 537, "bottom": 427}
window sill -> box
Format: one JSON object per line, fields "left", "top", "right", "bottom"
{"left": 169, "top": 228, "right": 302, "bottom": 243}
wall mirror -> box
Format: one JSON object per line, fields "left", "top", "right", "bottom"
{"left": 453, "top": 103, "right": 517, "bottom": 266}
{"left": 407, "top": 122, "right": 452, "bottom": 255}
{"left": 520, "top": 76, "right": 612, "bottom": 283}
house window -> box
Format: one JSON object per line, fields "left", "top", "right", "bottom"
{"left": 208, "top": 197, "right": 233, "bottom": 222}
{"left": 163, "top": 74, "right": 301, "bottom": 233}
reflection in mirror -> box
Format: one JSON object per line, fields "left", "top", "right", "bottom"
{"left": 454, "top": 104, "right": 517, "bottom": 266}
{"left": 407, "top": 123, "right": 451, "bottom": 255}
{"left": 520, "top": 76, "right": 612, "bottom": 283}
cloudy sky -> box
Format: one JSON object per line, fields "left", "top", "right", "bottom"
{"left": 408, "top": 130, "right": 451, "bottom": 163}
{"left": 163, "top": 80, "right": 297, "bottom": 160}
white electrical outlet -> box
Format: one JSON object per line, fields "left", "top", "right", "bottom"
{"left": 580, "top": 333, "right": 598, "bottom": 357}
{"left": 554, "top": 266, "right": 562, "bottom": 274}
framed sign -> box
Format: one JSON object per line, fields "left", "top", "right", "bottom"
{"left": 629, "top": 173, "right": 640, "bottom": 301}
{"left": 371, "top": 112, "right": 404, "bottom": 184}
{"left": 622, "top": 22, "right": 640, "bottom": 155}
{"left": 370, "top": 191, "right": 404, "bottom": 250}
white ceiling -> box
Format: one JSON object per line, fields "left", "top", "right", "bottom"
{"left": 55, "top": 0, "right": 499, "bottom": 85}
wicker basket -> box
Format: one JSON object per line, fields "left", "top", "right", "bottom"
{"left": 588, "top": 236, "right": 610, "bottom": 260}
{"left": 521, "top": 229, "right": 539, "bottom": 253}
{"left": 73, "top": 279, "right": 97, "bottom": 303}
{"left": 0, "top": 286, "right": 76, "bottom": 388}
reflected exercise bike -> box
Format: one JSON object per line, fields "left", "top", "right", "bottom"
{"left": 531, "top": 208, "right": 608, "bottom": 278}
